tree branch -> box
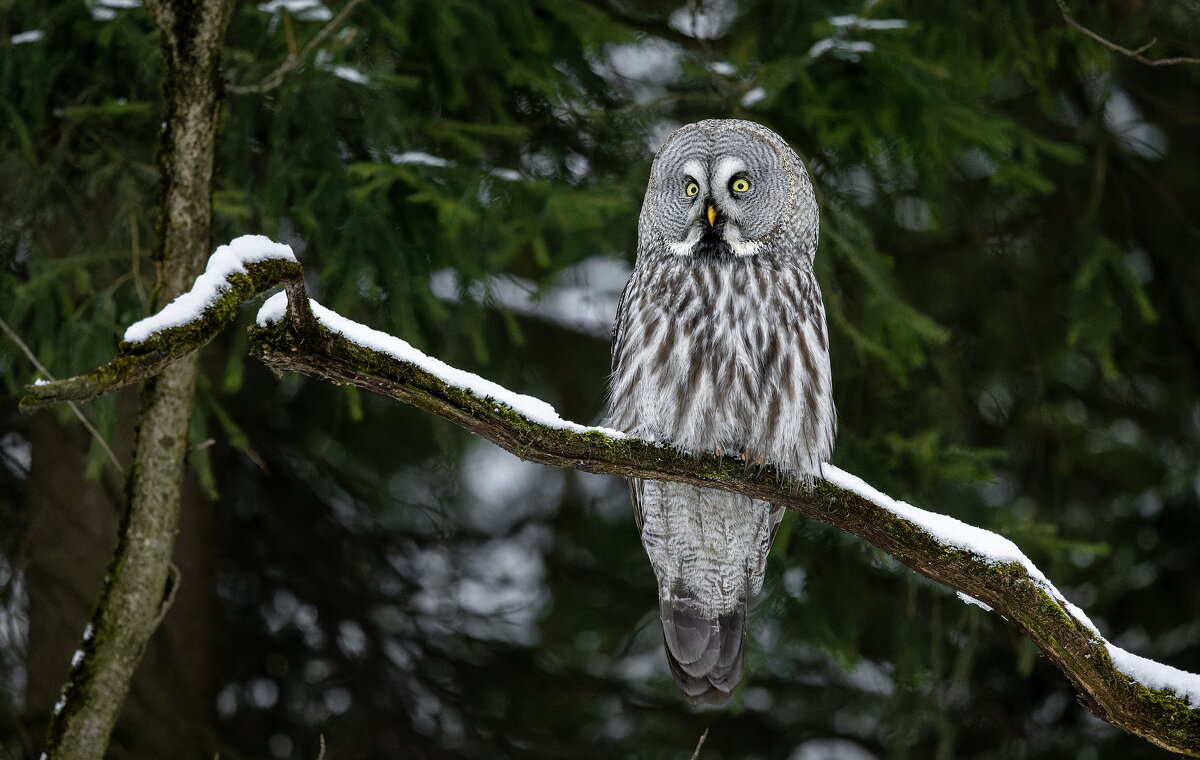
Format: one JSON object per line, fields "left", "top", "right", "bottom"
{"left": 1055, "top": 0, "right": 1200, "bottom": 67}
{"left": 0, "top": 315, "right": 123, "bottom": 473}
{"left": 21, "top": 258, "right": 303, "bottom": 409}
{"left": 23, "top": 239, "right": 1200, "bottom": 756}
{"left": 226, "top": 0, "right": 366, "bottom": 95}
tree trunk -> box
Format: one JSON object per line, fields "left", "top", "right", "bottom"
{"left": 41, "top": 2, "right": 234, "bottom": 757}
{"left": 23, "top": 406, "right": 219, "bottom": 760}
{"left": 21, "top": 415, "right": 120, "bottom": 755}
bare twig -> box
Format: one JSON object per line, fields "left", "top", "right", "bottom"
{"left": 149, "top": 564, "right": 182, "bottom": 630}
{"left": 690, "top": 728, "right": 709, "bottom": 760}
{"left": 188, "top": 438, "right": 216, "bottom": 453}
{"left": 0, "top": 314, "right": 124, "bottom": 473}
{"left": 227, "top": 0, "right": 366, "bottom": 94}
{"left": 1055, "top": 0, "right": 1200, "bottom": 67}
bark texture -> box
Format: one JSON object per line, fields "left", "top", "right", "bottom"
{"left": 40, "top": 2, "right": 235, "bottom": 758}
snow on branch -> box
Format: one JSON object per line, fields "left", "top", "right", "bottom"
{"left": 22, "top": 236, "right": 304, "bottom": 408}
{"left": 21, "top": 236, "right": 1200, "bottom": 756}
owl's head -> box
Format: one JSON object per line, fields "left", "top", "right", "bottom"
{"left": 640, "top": 119, "right": 818, "bottom": 260}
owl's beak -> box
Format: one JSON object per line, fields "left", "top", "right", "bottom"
{"left": 706, "top": 205, "right": 718, "bottom": 227}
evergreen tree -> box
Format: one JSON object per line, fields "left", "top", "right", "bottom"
{"left": 2, "top": 1, "right": 1198, "bottom": 757}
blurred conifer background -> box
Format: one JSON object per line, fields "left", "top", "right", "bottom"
{"left": 1, "top": 1, "right": 1198, "bottom": 757}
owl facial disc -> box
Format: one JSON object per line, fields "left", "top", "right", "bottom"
{"left": 647, "top": 122, "right": 810, "bottom": 260}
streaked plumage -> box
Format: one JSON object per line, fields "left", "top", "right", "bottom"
{"left": 609, "top": 119, "right": 835, "bottom": 704}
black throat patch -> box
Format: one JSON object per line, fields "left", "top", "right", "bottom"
{"left": 691, "top": 219, "right": 733, "bottom": 261}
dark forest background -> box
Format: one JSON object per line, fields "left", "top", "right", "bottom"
{"left": 2, "top": 0, "right": 1199, "bottom": 758}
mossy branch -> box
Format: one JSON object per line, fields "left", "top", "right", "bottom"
{"left": 22, "top": 259, "right": 303, "bottom": 408}
{"left": 23, "top": 255, "right": 1200, "bottom": 756}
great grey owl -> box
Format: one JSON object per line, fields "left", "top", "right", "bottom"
{"left": 608, "top": 119, "right": 836, "bottom": 705}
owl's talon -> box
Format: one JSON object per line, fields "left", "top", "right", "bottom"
{"left": 738, "top": 450, "right": 767, "bottom": 467}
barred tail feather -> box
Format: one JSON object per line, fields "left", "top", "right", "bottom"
{"left": 659, "top": 594, "right": 746, "bottom": 705}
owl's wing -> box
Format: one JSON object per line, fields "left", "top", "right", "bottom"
{"left": 768, "top": 502, "right": 785, "bottom": 544}
{"left": 610, "top": 270, "right": 637, "bottom": 366}
{"left": 627, "top": 477, "right": 644, "bottom": 533}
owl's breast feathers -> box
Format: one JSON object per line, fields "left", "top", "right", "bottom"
{"left": 609, "top": 249, "right": 836, "bottom": 704}
{"left": 609, "top": 252, "right": 835, "bottom": 479}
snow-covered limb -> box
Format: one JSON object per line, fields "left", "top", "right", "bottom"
{"left": 124, "top": 235, "right": 297, "bottom": 343}
{"left": 255, "top": 291, "right": 624, "bottom": 437}
{"left": 21, "top": 237, "right": 1200, "bottom": 756}
{"left": 22, "top": 236, "right": 303, "bottom": 409}
{"left": 826, "top": 468, "right": 1200, "bottom": 708}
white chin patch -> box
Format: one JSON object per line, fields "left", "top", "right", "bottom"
{"left": 667, "top": 229, "right": 702, "bottom": 257}
{"left": 724, "top": 223, "right": 764, "bottom": 257}
{"left": 728, "top": 237, "right": 764, "bottom": 256}
{"left": 666, "top": 225, "right": 763, "bottom": 257}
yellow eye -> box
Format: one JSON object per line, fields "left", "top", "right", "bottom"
{"left": 731, "top": 178, "right": 750, "bottom": 193}
{"left": 685, "top": 182, "right": 699, "bottom": 197}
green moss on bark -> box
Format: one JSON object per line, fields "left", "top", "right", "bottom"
{"left": 22, "top": 259, "right": 301, "bottom": 409}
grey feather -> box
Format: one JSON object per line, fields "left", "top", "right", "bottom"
{"left": 609, "top": 119, "right": 836, "bottom": 703}
{"left": 661, "top": 595, "right": 746, "bottom": 705}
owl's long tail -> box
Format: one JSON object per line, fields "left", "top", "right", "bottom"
{"left": 659, "top": 591, "right": 746, "bottom": 705}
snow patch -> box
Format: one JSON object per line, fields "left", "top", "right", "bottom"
{"left": 809, "top": 12, "right": 905, "bottom": 62}
{"left": 387, "top": 151, "right": 520, "bottom": 180}
{"left": 257, "top": 0, "right": 332, "bottom": 21}
{"left": 668, "top": 0, "right": 737, "bottom": 40}
{"left": 328, "top": 65, "right": 369, "bottom": 84}
{"left": 956, "top": 591, "right": 992, "bottom": 612}
{"left": 10, "top": 30, "right": 44, "bottom": 44}
{"left": 123, "top": 235, "right": 296, "bottom": 343}
{"left": 1108, "top": 646, "right": 1200, "bottom": 705}
{"left": 825, "top": 466, "right": 1049, "bottom": 582}
{"left": 740, "top": 87, "right": 767, "bottom": 107}
{"left": 808, "top": 39, "right": 876, "bottom": 61}
{"left": 828, "top": 15, "right": 908, "bottom": 30}
{"left": 1, "top": 432, "right": 31, "bottom": 477}
{"left": 789, "top": 738, "right": 878, "bottom": 760}
{"left": 489, "top": 167, "right": 522, "bottom": 182}
{"left": 390, "top": 151, "right": 453, "bottom": 168}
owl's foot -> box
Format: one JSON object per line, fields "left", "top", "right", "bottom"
{"left": 739, "top": 449, "right": 768, "bottom": 467}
